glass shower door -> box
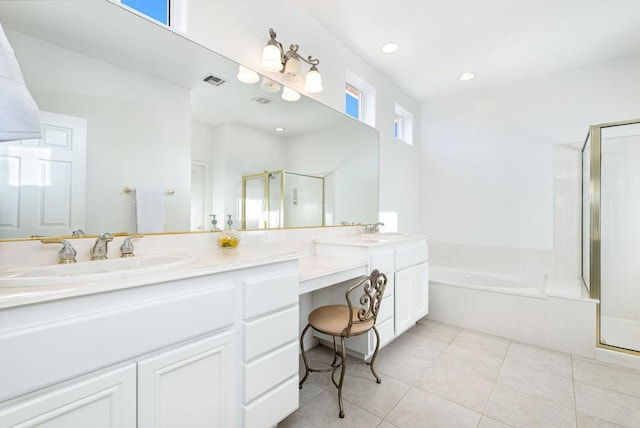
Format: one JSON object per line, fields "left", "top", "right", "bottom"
{"left": 599, "top": 123, "right": 640, "bottom": 352}
{"left": 243, "top": 173, "right": 268, "bottom": 229}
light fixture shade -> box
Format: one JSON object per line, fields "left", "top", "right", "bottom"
{"left": 260, "top": 77, "right": 281, "bottom": 93}
{"left": 303, "top": 68, "right": 323, "bottom": 93}
{"left": 281, "top": 86, "right": 300, "bottom": 102}
{"left": 261, "top": 44, "right": 283, "bottom": 72}
{"left": 237, "top": 65, "right": 259, "bottom": 84}
{"left": 283, "top": 57, "right": 303, "bottom": 82}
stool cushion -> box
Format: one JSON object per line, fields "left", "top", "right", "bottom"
{"left": 308, "top": 304, "right": 374, "bottom": 336}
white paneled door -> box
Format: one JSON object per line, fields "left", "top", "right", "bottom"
{"left": 0, "top": 111, "right": 87, "bottom": 239}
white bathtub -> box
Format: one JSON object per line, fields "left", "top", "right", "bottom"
{"left": 428, "top": 266, "right": 597, "bottom": 357}
{"left": 429, "top": 266, "right": 545, "bottom": 297}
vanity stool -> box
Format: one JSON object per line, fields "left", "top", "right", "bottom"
{"left": 298, "top": 269, "right": 388, "bottom": 418}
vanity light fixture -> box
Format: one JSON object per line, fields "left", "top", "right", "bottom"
{"left": 261, "top": 28, "right": 323, "bottom": 93}
{"left": 281, "top": 86, "right": 301, "bottom": 102}
{"left": 237, "top": 65, "right": 259, "bottom": 84}
{"left": 459, "top": 72, "right": 475, "bottom": 81}
{"left": 275, "top": 127, "right": 285, "bottom": 132}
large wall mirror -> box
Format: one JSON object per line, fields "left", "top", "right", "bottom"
{"left": 0, "top": 0, "right": 379, "bottom": 240}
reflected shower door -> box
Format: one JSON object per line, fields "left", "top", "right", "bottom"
{"left": 243, "top": 173, "right": 267, "bottom": 229}
{"left": 283, "top": 172, "right": 324, "bottom": 227}
{"left": 600, "top": 123, "right": 640, "bottom": 352}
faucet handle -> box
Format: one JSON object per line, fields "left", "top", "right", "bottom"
{"left": 40, "top": 238, "right": 77, "bottom": 264}
{"left": 120, "top": 234, "right": 143, "bottom": 258}
{"left": 72, "top": 229, "right": 86, "bottom": 237}
{"left": 99, "top": 232, "right": 114, "bottom": 242}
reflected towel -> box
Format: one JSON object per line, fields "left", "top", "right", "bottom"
{"left": 0, "top": 20, "right": 41, "bottom": 142}
{"left": 135, "top": 188, "right": 166, "bottom": 233}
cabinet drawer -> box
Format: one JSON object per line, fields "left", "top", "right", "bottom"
{"left": 243, "top": 341, "right": 298, "bottom": 403}
{"left": 383, "top": 273, "right": 395, "bottom": 297}
{"left": 396, "top": 244, "right": 428, "bottom": 270}
{"left": 377, "top": 316, "right": 395, "bottom": 348}
{"left": 243, "top": 306, "right": 298, "bottom": 361}
{"left": 243, "top": 272, "right": 298, "bottom": 320}
{"left": 243, "top": 375, "right": 298, "bottom": 428}
{"left": 378, "top": 294, "right": 394, "bottom": 323}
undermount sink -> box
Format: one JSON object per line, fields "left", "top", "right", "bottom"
{"left": 0, "top": 254, "right": 199, "bottom": 287}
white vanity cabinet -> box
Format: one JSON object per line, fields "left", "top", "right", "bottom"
{"left": 137, "top": 332, "right": 235, "bottom": 428}
{"left": 394, "top": 261, "right": 429, "bottom": 336}
{"left": 0, "top": 363, "right": 137, "bottom": 427}
{"left": 241, "top": 271, "right": 299, "bottom": 428}
{"left": 314, "top": 236, "right": 428, "bottom": 359}
{"left": 0, "top": 259, "right": 299, "bottom": 428}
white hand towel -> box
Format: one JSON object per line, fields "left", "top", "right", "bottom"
{"left": 0, "top": 20, "right": 41, "bottom": 142}
{"left": 135, "top": 188, "right": 166, "bottom": 233}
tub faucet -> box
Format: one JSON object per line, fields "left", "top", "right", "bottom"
{"left": 90, "top": 233, "right": 114, "bottom": 260}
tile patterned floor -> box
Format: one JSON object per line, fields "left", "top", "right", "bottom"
{"left": 279, "top": 318, "right": 640, "bottom": 428}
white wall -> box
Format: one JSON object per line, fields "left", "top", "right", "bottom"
{"left": 420, "top": 52, "right": 640, "bottom": 270}
{"left": 11, "top": 30, "right": 192, "bottom": 234}
{"left": 185, "top": 0, "right": 420, "bottom": 233}
{"left": 285, "top": 122, "right": 379, "bottom": 225}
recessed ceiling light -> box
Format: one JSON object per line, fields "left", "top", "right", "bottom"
{"left": 459, "top": 72, "right": 475, "bottom": 81}
{"left": 381, "top": 43, "right": 399, "bottom": 54}
{"left": 275, "top": 127, "right": 285, "bottom": 132}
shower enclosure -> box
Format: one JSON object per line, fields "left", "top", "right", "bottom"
{"left": 583, "top": 118, "right": 640, "bottom": 355}
{"left": 242, "top": 170, "right": 324, "bottom": 229}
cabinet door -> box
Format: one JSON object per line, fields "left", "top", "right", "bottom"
{"left": 0, "top": 364, "right": 136, "bottom": 428}
{"left": 137, "top": 331, "right": 235, "bottom": 428}
{"left": 413, "top": 262, "right": 429, "bottom": 320}
{"left": 394, "top": 268, "right": 414, "bottom": 336}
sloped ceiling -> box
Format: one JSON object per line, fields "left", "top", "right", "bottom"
{"left": 291, "top": 0, "right": 640, "bottom": 100}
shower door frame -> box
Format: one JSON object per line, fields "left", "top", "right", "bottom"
{"left": 583, "top": 117, "right": 640, "bottom": 356}
{"left": 241, "top": 170, "right": 325, "bottom": 229}
{"left": 241, "top": 170, "right": 285, "bottom": 230}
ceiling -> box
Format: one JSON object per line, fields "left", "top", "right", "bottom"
{"left": 290, "top": 0, "right": 640, "bottom": 101}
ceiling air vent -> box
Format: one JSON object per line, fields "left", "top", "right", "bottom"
{"left": 203, "top": 75, "right": 226, "bottom": 86}
{"left": 252, "top": 96, "right": 272, "bottom": 105}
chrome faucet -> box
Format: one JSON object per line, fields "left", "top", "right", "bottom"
{"left": 40, "top": 238, "right": 77, "bottom": 264}
{"left": 119, "top": 234, "right": 143, "bottom": 258}
{"left": 72, "top": 228, "right": 86, "bottom": 237}
{"left": 90, "top": 233, "right": 114, "bottom": 260}
{"left": 363, "top": 222, "right": 385, "bottom": 234}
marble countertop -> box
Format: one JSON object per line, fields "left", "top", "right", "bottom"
{"left": 314, "top": 233, "right": 427, "bottom": 247}
{"left": 0, "top": 246, "right": 299, "bottom": 309}
{"left": 0, "top": 250, "right": 371, "bottom": 309}
{"left": 0, "top": 229, "right": 421, "bottom": 309}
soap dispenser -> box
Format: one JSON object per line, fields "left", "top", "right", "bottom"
{"left": 217, "top": 215, "right": 241, "bottom": 248}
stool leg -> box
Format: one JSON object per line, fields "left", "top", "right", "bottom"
{"left": 368, "top": 326, "right": 382, "bottom": 384}
{"left": 299, "top": 323, "right": 312, "bottom": 388}
{"left": 331, "top": 336, "right": 340, "bottom": 367}
{"left": 337, "top": 336, "right": 347, "bottom": 418}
